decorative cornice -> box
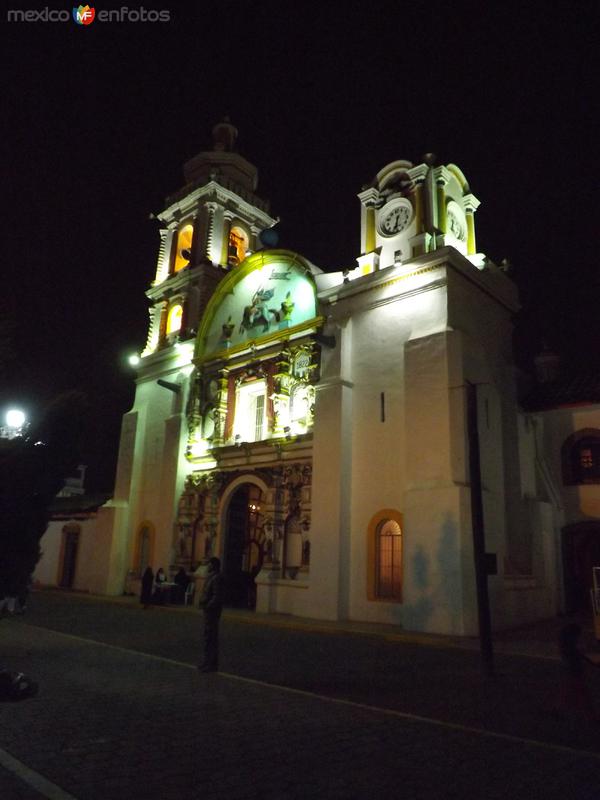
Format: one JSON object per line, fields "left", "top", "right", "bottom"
{"left": 196, "top": 316, "right": 325, "bottom": 365}
{"left": 433, "top": 165, "right": 452, "bottom": 186}
{"left": 463, "top": 193, "right": 481, "bottom": 213}
{"left": 318, "top": 247, "right": 519, "bottom": 313}
{"left": 357, "top": 187, "right": 381, "bottom": 207}
{"left": 159, "top": 181, "right": 275, "bottom": 229}
{"left": 407, "top": 164, "right": 429, "bottom": 182}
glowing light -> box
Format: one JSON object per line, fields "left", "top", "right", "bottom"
{"left": 228, "top": 226, "right": 249, "bottom": 266}
{"left": 293, "top": 278, "right": 316, "bottom": 316}
{"left": 166, "top": 304, "right": 183, "bottom": 334}
{"left": 174, "top": 224, "right": 193, "bottom": 273}
{"left": 234, "top": 381, "right": 267, "bottom": 443}
{"left": 6, "top": 409, "right": 25, "bottom": 429}
{"left": 189, "top": 440, "right": 209, "bottom": 458}
{"left": 128, "top": 354, "right": 140, "bottom": 366}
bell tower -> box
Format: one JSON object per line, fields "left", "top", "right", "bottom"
{"left": 357, "top": 157, "right": 482, "bottom": 274}
{"left": 142, "top": 119, "right": 277, "bottom": 356}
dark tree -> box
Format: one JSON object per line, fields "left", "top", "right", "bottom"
{"left": 0, "top": 392, "right": 89, "bottom": 599}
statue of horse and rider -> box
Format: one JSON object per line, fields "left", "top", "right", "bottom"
{"left": 239, "top": 287, "right": 281, "bottom": 334}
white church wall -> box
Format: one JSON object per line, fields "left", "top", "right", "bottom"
{"left": 346, "top": 299, "right": 407, "bottom": 626}
{"left": 402, "top": 330, "right": 479, "bottom": 634}
{"left": 298, "top": 319, "right": 354, "bottom": 620}
{"left": 116, "top": 359, "right": 194, "bottom": 578}
{"left": 35, "top": 517, "right": 100, "bottom": 591}
{"left": 35, "top": 522, "right": 62, "bottom": 586}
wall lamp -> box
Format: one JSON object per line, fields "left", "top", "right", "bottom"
{"left": 157, "top": 379, "right": 181, "bottom": 394}
{"left": 314, "top": 332, "right": 336, "bottom": 349}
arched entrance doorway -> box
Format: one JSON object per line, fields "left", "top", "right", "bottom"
{"left": 562, "top": 522, "right": 600, "bottom": 614}
{"left": 223, "top": 483, "right": 265, "bottom": 608}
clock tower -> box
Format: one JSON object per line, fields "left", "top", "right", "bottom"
{"left": 357, "top": 157, "right": 482, "bottom": 274}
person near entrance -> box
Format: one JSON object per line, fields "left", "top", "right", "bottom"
{"left": 198, "top": 557, "right": 225, "bottom": 672}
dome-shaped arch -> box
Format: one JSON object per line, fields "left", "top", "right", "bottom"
{"left": 375, "top": 160, "right": 414, "bottom": 190}
{"left": 446, "top": 164, "right": 470, "bottom": 193}
{"left": 195, "top": 249, "right": 322, "bottom": 362}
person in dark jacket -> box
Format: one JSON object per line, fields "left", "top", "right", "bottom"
{"left": 173, "top": 567, "right": 189, "bottom": 604}
{"left": 198, "top": 557, "right": 225, "bottom": 672}
{"left": 140, "top": 566, "right": 154, "bottom": 609}
{"left": 153, "top": 567, "right": 168, "bottom": 605}
{"left": 555, "top": 622, "right": 599, "bottom": 720}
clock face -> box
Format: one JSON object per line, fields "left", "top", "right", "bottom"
{"left": 378, "top": 201, "right": 412, "bottom": 237}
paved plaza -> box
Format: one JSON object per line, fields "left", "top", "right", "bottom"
{"left": 0, "top": 591, "right": 599, "bottom": 799}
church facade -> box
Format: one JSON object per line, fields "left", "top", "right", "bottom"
{"left": 37, "top": 122, "right": 600, "bottom": 636}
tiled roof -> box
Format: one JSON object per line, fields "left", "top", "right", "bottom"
{"left": 49, "top": 492, "right": 111, "bottom": 518}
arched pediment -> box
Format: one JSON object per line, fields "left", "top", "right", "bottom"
{"left": 195, "top": 250, "right": 321, "bottom": 361}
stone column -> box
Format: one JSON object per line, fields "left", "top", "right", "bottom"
{"left": 271, "top": 349, "right": 291, "bottom": 436}
{"left": 221, "top": 211, "right": 233, "bottom": 266}
{"left": 154, "top": 228, "right": 172, "bottom": 283}
{"left": 463, "top": 193, "right": 480, "bottom": 256}
{"left": 205, "top": 202, "right": 221, "bottom": 266}
{"left": 157, "top": 300, "right": 168, "bottom": 350}
{"left": 212, "top": 369, "right": 230, "bottom": 446}
{"left": 434, "top": 167, "right": 451, "bottom": 234}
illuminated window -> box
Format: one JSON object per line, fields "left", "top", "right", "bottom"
{"left": 173, "top": 223, "right": 193, "bottom": 273}
{"left": 234, "top": 380, "right": 267, "bottom": 443}
{"left": 228, "top": 226, "right": 249, "bottom": 266}
{"left": 375, "top": 519, "right": 402, "bottom": 599}
{"left": 166, "top": 304, "right": 183, "bottom": 335}
{"left": 562, "top": 430, "right": 600, "bottom": 485}
{"left": 367, "top": 510, "right": 403, "bottom": 602}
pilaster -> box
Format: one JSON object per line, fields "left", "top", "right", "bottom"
{"left": 155, "top": 228, "right": 173, "bottom": 284}
{"left": 463, "top": 193, "right": 480, "bottom": 256}
{"left": 433, "top": 166, "right": 452, "bottom": 234}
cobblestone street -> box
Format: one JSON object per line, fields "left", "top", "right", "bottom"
{"left": 1, "top": 591, "right": 599, "bottom": 799}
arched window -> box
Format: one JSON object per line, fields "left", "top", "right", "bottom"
{"left": 166, "top": 303, "right": 183, "bottom": 335}
{"left": 228, "top": 225, "right": 249, "bottom": 266}
{"left": 367, "top": 510, "right": 403, "bottom": 601}
{"left": 173, "top": 223, "right": 193, "bottom": 273}
{"left": 562, "top": 429, "right": 600, "bottom": 485}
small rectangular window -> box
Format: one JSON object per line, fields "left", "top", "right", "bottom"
{"left": 233, "top": 379, "right": 267, "bottom": 444}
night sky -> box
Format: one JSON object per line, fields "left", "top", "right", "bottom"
{"left": 4, "top": 2, "right": 598, "bottom": 490}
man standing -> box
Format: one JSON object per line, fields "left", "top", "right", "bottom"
{"left": 198, "top": 557, "right": 225, "bottom": 672}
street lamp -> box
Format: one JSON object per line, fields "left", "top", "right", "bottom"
{"left": 2, "top": 408, "right": 27, "bottom": 439}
